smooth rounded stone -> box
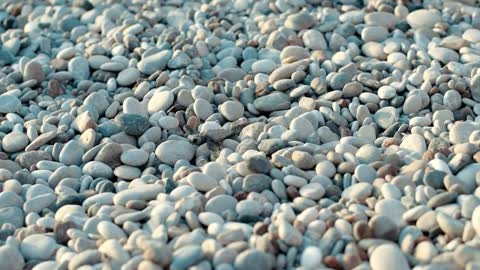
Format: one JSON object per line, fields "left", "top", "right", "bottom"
{"left": 115, "top": 114, "right": 150, "bottom": 136}
{"left": 171, "top": 245, "right": 204, "bottom": 270}
{"left": 285, "top": 11, "right": 314, "bottom": 30}
{"left": 365, "top": 12, "right": 398, "bottom": 29}
{"left": 82, "top": 161, "right": 113, "bottom": 178}
{"left": 117, "top": 67, "right": 140, "bottom": 86}
{"left": 315, "top": 160, "right": 336, "bottom": 178}
{"left": 253, "top": 92, "right": 290, "bottom": 112}
{"left": 342, "top": 183, "right": 372, "bottom": 201}
{"left": 186, "top": 172, "right": 217, "bottom": 192}
{"left": 113, "top": 184, "right": 164, "bottom": 206}
{"left": 158, "top": 116, "right": 179, "bottom": 130}
{"left": 375, "top": 199, "right": 405, "bottom": 227}
{"left": 0, "top": 95, "right": 21, "bottom": 113}
{"left": 356, "top": 144, "right": 381, "bottom": 164}
{"left": 291, "top": 151, "right": 315, "bottom": 170}
{"left": 155, "top": 140, "right": 195, "bottom": 166}
{"left": 354, "top": 164, "right": 377, "bottom": 183}
{"left": 407, "top": 9, "right": 442, "bottom": 29}
{"left": 205, "top": 195, "right": 237, "bottom": 214}
{"left": 428, "top": 47, "right": 459, "bottom": 64}
{"left": 331, "top": 51, "right": 351, "bottom": 66}
{"left": 443, "top": 90, "right": 462, "bottom": 111}
{"left": 95, "top": 142, "right": 123, "bottom": 167}
{"left": 280, "top": 46, "right": 309, "bottom": 62}
{"left": 303, "top": 29, "right": 327, "bottom": 50}
{"left": 414, "top": 241, "right": 438, "bottom": 263}
{"left": 450, "top": 122, "right": 478, "bottom": 144}
{"left": 436, "top": 212, "right": 464, "bottom": 238}
{"left": 24, "top": 193, "right": 56, "bottom": 213}
{"left": 0, "top": 243, "right": 25, "bottom": 270}
{"left": 299, "top": 183, "right": 325, "bottom": 200}
{"left": 97, "top": 221, "right": 126, "bottom": 239}
{"left": 471, "top": 74, "right": 480, "bottom": 102}
{"left": 252, "top": 59, "right": 277, "bottom": 74}
{"left": 0, "top": 207, "right": 24, "bottom": 228}
{"left": 403, "top": 95, "right": 423, "bottom": 114}
{"left": 137, "top": 50, "right": 172, "bottom": 75}
{"left": 374, "top": 107, "right": 398, "bottom": 129}
{"left": 68, "top": 56, "right": 90, "bottom": 80}
{"left": 301, "top": 246, "right": 323, "bottom": 269}
{"left": 472, "top": 206, "right": 480, "bottom": 236}
{"left": 219, "top": 100, "right": 244, "bottom": 121}
{"left": 377, "top": 86, "right": 396, "bottom": 100}
{"left": 400, "top": 134, "right": 426, "bottom": 154}
{"left": 236, "top": 200, "right": 263, "bottom": 217}
{"left": 198, "top": 212, "right": 224, "bottom": 225}
{"left": 121, "top": 149, "right": 148, "bottom": 166}
{"left": 370, "top": 244, "right": 409, "bottom": 270}
{"left": 23, "top": 61, "right": 44, "bottom": 82}
{"left": 290, "top": 117, "right": 315, "bottom": 140}
{"left": 20, "top": 234, "right": 57, "bottom": 260}
{"left": 361, "top": 26, "right": 388, "bottom": 42}
{"left": 193, "top": 99, "right": 213, "bottom": 120}
{"left": 217, "top": 68, "right": 246, "bottom": 82}
{"left": 243, "top": 174, "right": 272, "bottom": 193}
{"left": 2, "top": 132, "right": 29, "bottom": 153}
{"left": 59, "top": 140, "right": 84, "bottom": 166}
{"left": 234, "top": 249, "right": 271, "bottom": 270}
{"left": 456, "top": 164, "right": 480, "bottom": 193}
{"left": 369, "top": 215, "right": 398, "bottom": 241}
{"left": 114, "top": 165, "right": 141, "bottom": 180}
{"left": 148, "top": 91, "right": 174, "bottom": 113}
{"left": 68, "top": 250, "right": 102, "bottom": 270}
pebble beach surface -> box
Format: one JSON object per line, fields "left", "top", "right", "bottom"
{"left": 1, "top": 0, "right": 480, "bottom": 269}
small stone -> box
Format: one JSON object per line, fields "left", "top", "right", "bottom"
{"left": 138, "top": 50, "right": 172, "bottom": 75}
{"left": 370, "top": 244, "right": 410, "bottom": 270}
{"left": 254, "top": 92, "right": 291, "bottom": 112}
{"left": 243, "top": 174, "right": 272, "bottom": 193}
{"left": 234, "top": 249, "right": 271, "bottom": 270}
{"left": 23, "top": 61, "right": 44, "bottom": 82}
{"left": 117, "top": 67, "right": 140, "bottom": 86}
{"left": 155, "top": 140, "right": 195, "bottom": 166}
{"left": 0, "top": 243, "right": 24, "bottom": 270}
{"left": 407, "top": 9, "right": 442, "bottom": 29}
{"left": 219, "top": 100, "right": 244, "bottom": 121}
{"left": 148, "top": 91, "right": 174, "bottom": 113}
{"left": 0, "top": 95, "right": 21, "bottom": 113}
{"left": 374, "top": 107, "right": 398, "bottom": 129}
{"left": 2, "top": 132, "right": 29, "bottom": 153}
{"left": 121, "top": 149, "right": 149, "bottom": 166}
{"left": 285, "top": 11, "right": 314, "bottom": 30}
{"left": 115, "top": 114, "right": 150, "bottom": 136}
{"left": 20, "top": 234, "right": 57, "bottom": 260}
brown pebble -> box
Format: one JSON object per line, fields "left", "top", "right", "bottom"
{"left": 324, "top": 255, "right": 343, "bottom": 270}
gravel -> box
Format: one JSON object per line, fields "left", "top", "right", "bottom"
{"left": 0, "top": 0, "right": 480, "bottom": 269}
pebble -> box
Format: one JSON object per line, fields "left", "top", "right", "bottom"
{"left": 407, "top": 9, "right": 442, "bottom": 29}
{"left": 20, "top": 234, "right": 57, "bottom": 260}
{"left": 155, "top": 140, "right": 195, "bottom": 166}
{"left": 370, "top": 244, "right": 410, "bottom": 270}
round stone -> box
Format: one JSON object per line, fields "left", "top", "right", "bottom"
{"left": 370, "top": 244, "right": 409, "bottom": 270}
{"left": 117, "top": 67, "right": 140, "bottom": 86}
{"left": 2, "top": 132, "right": 29, "bottom": 153}
{"left": 121, "top": 149, "right": 149, "bottom": 166}
{"left": 20, "top": 234, "right": 57, "bottom": 260}
{"left": 219, "top": 100, "right": 244, "bottom": 121}
{"left": 155, "top": 140, "right": 196, "bottom": 166}
{"left": 148, "top": 91, "right": 174, "bottom": 113}
{"left": 374, "top": 107, "right": 398, "bottom": 129}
